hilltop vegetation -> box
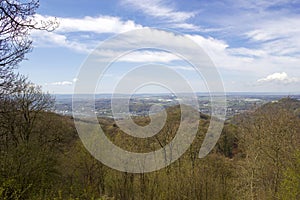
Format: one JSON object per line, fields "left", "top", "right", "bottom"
{"left": 0, "top": 96, "right": 299, "bottom": 199}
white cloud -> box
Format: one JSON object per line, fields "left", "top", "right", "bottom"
{"left": 246, "top": 18, "right": 300, "bottom": 43}
{"left": 46, "top": 78, "right": 78, "bottom": 86}
{"left": 48, "top": 81, "right": 73, "bottom": 86}
{"left": 32, "top": 14, "right": 300, "bottom": 88}
{"left": 122, "top": 0, "right": 199, "bottom": 30}
{"left": 245, "top": 17, "right": 300, "bottom": 56}
{"left": 58, "top": 16, "right": 142, "bottom": 33}
{"left": 186, "top": 34, "right": 262, "bottom": 72}
{"left": 228, "top": 48, "right": 267, "bottom": 58}
{"left": 123, "top": 0, "right": 196, "bottom": 22}
{"left": 184, "top": 33, "right": 300, "bottom": 81}
{"left": 234, "top": 0, "right": 297, "bottom": 10}
{"left": 169, "top": 23, "right": 201, "bottom": 31}
{"left": 91, "top": 31, "right": 231, "bottom": 64}
{"left": 31, "top": 14, "right": 144, "bottom": 53}
{"left": 35, "top": 14, "right": 143, "bottom": 34}
{"left": 172, "top": 65, "right": 195, "bottom": 71}
{"left": 31, "top": 30, "right": 91, "bottom": 53}
{"left": 257, "top": 72, "right": 299, "bottom": 84}
{"left": 246, "top": 30, "right": 275, "bottom": 42}
{"left": 118, "top": 50, "right": 180, "bottom": 63}
{"left": 187, "top": 35, "right": 228, "bottom": 54}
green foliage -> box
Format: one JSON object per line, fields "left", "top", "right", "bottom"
{"left": 280, "top": 151, "right": 300, "bottom": 200}
{"left": 216, "top": 123, "right": 238, "bottom": 158}
{"left": 0, "top": 178, "right": 31, "bottom": 200}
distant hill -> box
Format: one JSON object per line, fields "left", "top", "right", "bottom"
{"left": 261, "top": 97, "right": 300, "bottom": 117}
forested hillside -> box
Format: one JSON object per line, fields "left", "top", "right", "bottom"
{"left": 0, "top": 97, "right": 299, "bottom": 199}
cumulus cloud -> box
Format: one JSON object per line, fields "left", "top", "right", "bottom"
{"left": 257, "top": 72, "right": 299, "bottom": 84}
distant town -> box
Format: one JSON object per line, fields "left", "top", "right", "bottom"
{"left": 53, "top": 93, "right": 300, "bottom": 119}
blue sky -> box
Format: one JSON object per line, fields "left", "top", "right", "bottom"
{"left": 18, "top": 0, "right": 300, "bottom": 94}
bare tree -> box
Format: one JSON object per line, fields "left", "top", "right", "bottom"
{"left": 0, "top": 81, "right": 54, "bottom": 148}
{"left": 236, "top": 102, "right": 300, "bottom": 199}
{"left": 0, "top": 0, "right": 57, "bottom": 95}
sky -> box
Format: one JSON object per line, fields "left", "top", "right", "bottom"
{"left": 17, "top": 0, "right": 300, "bottom": 94}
